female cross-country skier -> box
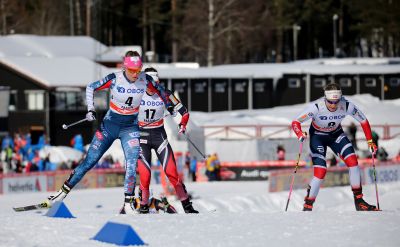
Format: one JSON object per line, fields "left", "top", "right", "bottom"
{"left": 45, "top": 51, "right": 172, "bottom": 214}
{"left": 291, "top": 83, "right": 379, "bottom": 211}
{"left": 134, "top": 67, "right": 198, "bottom": 214}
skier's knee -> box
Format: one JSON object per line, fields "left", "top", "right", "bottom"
{"left": 313, "top": 166, "right": 327, "bottom": 179}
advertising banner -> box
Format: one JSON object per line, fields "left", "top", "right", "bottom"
{"left": 269, "top": 167, "right": 350, "bottom": 192}
{"left": 97, "top": 171, "right": 125, "bottom": 188}
{"left": 2, "top": 175, "right": 47, "bottom": 194}
{"left": 220, "top": 166, "right": 270, "bottom": 181}
{"left": 363, "top": 164, "right": 400, "bottom": 185}
{"left": 54, "top": 172, "right": 97, "bottom": 190}
{"left": 269, "top": 169, "right": 313, "bottom": 192}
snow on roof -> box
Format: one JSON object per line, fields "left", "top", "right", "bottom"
{"left": 97, "top": 45, "right": 142, "bottom": 62}
{"left": 0, "top": 56, "right": 114, "bottom": 88}
{"left": 155, "top": 62, "right": 400, "bottom": 79}
{"left": 0, "top": 34, "right": 108, "bottom": 59}
{"left": 0, "top": 35, "right": 399, "bottom": 85}
{"left": 294, "top": 57, "right": 400, "bottom": 65}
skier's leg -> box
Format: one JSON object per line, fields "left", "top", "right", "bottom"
{"left": 304, "top": 132, "right": 328, "bottom": 211}
{"left": 137, "top": 143, "right": 152, "bottom": 209}
{"left": 330, "top": 133, "right": 360, "bottom": 188}
{"left": 48, "top": 123, "right": 115, "bottom": 205}
{"left": 119, "top": 126, "right": 141, "bottom": 214}
{"left": 156, "top": 139, "right": 198, "bottom": 213}
{"left": 157, "top": 143, "right": 188, "bottom": 201}
{"left": 331, "top": 133, "right": 377, "bottom": 211}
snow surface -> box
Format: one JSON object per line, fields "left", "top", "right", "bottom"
{"left": 0, "top": 181, "right": 399, "bottom": 247}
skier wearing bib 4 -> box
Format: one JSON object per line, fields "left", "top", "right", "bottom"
{"left": 135, "top": 67, "right": 198, "bottom": 214}
{"left": 291, "top": 83, "right": 378, "bottom": 211}
{"left": 45, "top": 51, "right": 171, "bottom": 214}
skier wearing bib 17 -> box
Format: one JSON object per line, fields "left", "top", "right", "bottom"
{"left": 44, "top": 51, "right": 172, "bottom": 214}
{"left": 134, "top": 67, "right": 198, "bottom": 214}
{"left": 291, "top": 83, "right": 379, "bottom": 211}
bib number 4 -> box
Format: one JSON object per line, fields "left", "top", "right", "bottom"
{"left": 125, "top": 97, "right": 133, "bottom": 106}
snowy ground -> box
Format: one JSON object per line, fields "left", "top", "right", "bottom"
{"left": 1, "top": 181, "right": 399, "bottom": 247}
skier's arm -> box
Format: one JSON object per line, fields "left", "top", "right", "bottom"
{"left": 145, "top": 74, "right": 189, "bottom": 133}
{"left": 145, "top": 74, "right": 171, "bottom": 107}
{"left": 291, "top": 104, "right": 317, "bottom": 142}
{"left": 346, "top": 101, "right": 377, "bottom": 152}
{"left": 163, "top": 89, "right": 189, "bottom": 133}
{"left": 86, "top": 73, "right": 116, "bottom": 112}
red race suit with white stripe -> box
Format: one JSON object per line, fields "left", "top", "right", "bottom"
{"left": 137, "top": 90, "right": 190, "bottom": 205}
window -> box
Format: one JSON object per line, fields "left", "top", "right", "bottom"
{"left": 194, "top": 82, "right": 207, "bottom": 93}
{"left": 173, "top": 82, "right": 186, "bottom": 93}
{"left": 234, "top": 82, "right": 246, "bottom": 93}
{"left": 389, "top": 78, "right": 400, "bottom": 87}
{"left": 215, "top": 82, "right": 226, "bottom": 93}
{"left": 314, "top": 78, "right": 326, "bottom": 88}
{"left": 339, "top": 78, "right": 352, "bottom": 87}
{"left": 254, "top": 82, "right": 265, "bottom": 93}
{"left": 288, "top": 78, "right": 300, "bottom": 88}
{"left": 365, "top": 78, "right": 376, "bottom": 87}
{"left": 54, "top": 90, "right": 86, "bottom": 111}
{"left": 9, "top": 90, "right": 17, "bottom": 111}
{"left": 25, "top": 90, "right": 44, "bottom": 110}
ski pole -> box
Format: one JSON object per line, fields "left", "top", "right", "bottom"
{"left": 183, "top": 133, "right": 206, "bottom": 160}
{"left": 371, "top": 150, "right": 380, "bottom": 210}
{"left": 285, "top": 141, "right": 304, "bottom": 211}
{"left": 62, "top": 118, "right": 88, "bottom": 130}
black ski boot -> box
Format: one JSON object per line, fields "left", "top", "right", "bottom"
{"left": 152, "top": 197, "right": 177, "bottom": 213}
{"left": 181, "top": 198, "right": 199, "bottom": 214}
{"left": 302, "top": 185, "right": 315, "bottom": 211}
{"left": 352, "top": 188, "right": 378, "bottom": 211}
{"left": 120, "top": 195, "right": 138, "bottom": 214}
{"left": 139, "top": 204, "right": 149, "bottom": 214}
{"left": 303, "top": 197, "right": 315, "bottom": 211}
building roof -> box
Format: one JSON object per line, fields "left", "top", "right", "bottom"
{"left": 156, "top": 62, "right": 400, "bottom": 79}
{"left": 0, "top": 56, "right": 114, "bottom": 88}
{"left": 0, "top": 34, "right": 108, "bottom": 59}
{"left": 0, "top": 34, "right": 142, "bottom": 63}
{"left": 0, "top": 35, "right": 399, "bottom": 87}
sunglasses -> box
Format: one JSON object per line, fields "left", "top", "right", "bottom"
{"left": 126, "top": 68, "right": 141, "bottom": 74}
{"left": 325, "top": 98, "right": 340, "bottom": 105}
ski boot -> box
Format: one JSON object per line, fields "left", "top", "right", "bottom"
{"left": 154, "top": 197, "right": 177, "bottom": 213}
{"left": 181, "top": 198, "right": 199, "bottom": 213}
{"left": 46, "top": 183, "right": 71, "bottom": 207}
{"left": 303, "top": 197, "right": 315, "bottom": 211}
{"left": 352, "top": 188, "right": 378, "bottom": 211}
{"left": 119, "top": 195, "right": 138, "bottom": 214}
{"left": 139, "top": 204, "right": 149, "bottom": 214}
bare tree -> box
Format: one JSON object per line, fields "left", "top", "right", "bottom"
{"left": 142, "top": 0, "right": 148, "bottom": 59}
{"left": 0, "top": 0, "right": 19, "bottom": 34}
{"left": 207, "top": 0, "right": 239, "bottom": 66}
{"left": 171, "top": 0, "right": 177, "bottom": 62}
{"left": 75, "top": 0, "right": 83, "bottom": 35}
{"left": 86, "top": 0, "right": 91, "bottom": 36}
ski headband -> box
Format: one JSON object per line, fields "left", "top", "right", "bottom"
{"left": 324, "top": 90, "right": 342, "bottom": 101}
{"left": 124, "top": 56, "right": 142, "bottom": 70}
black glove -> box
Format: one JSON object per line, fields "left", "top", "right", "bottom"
{"left": 167, "top": 106, "right": 176, "bottom": 116}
